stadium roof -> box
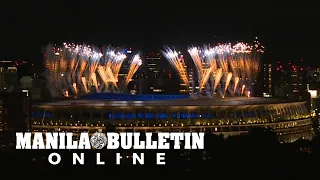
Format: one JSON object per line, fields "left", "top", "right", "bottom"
{"left": 34, "top": 95, "right": 305, "bottom": 108}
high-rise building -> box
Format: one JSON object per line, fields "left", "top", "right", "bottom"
{"left": 184, "top": 67, "right": 200, "bottom": 95}
{"left": 290, "top": 65, "right": 305, "bottom": 98}
{"left": 273, "top": 61, "right": 307, "bottom": 100}
{"left": 20, "top": 75, "right": 47, "bottom": 100}
{"left": 0, "top": 99, "right": 3, "bottom": 132}
{"left": 142, "top": 52, "right": 180, "bottom": 94}
{"left": 146, "top": 52, "right": 162, "bottom": 73}
{"left": 306, "top": 67, "right": 320, "bottom": 89}
{"left": 262, "top": 64, "right": 272, "bottom": 97}
{"left": 177, "top": 55, "right": 189, "bottom": 94}
{"left": 0, "top": 92, "right": 29, "bottom": 144}
{"left": 118, "top": 48, "right": 133, "bottom": 92}
{"left": 0, "top": 66, "right": 18, "bottom": 92}
{"left": 0, "top": 92, "right": 28, "bottom": 130}
{"left": 119, "top": 47, "right": 134, "bottom": 77}
{"left": 0, "top": 60, "right": 27, "bottom": 68}
{"left": 146, "top": 52, "right": 166, "bottom": 93}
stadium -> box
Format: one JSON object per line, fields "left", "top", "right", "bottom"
{"left": 35, "top": 41, "right": 313, "bottom": 143}
{"left": 31, "top": 93, "right": 313, "bottom": 143}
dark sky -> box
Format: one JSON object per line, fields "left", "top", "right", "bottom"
{"left": 1, "top": 2, "right": 320, "bottom": 66}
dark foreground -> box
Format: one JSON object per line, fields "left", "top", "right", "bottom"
{"left": 1, "top": 129, "right": 319, "bottom": 177}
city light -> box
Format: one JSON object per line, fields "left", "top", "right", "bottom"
{"left": 308, "top": 90, "right": 318, "bottom": 98}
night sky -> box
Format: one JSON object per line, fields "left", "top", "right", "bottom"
{"left": 1, "top": 3, "right": 319, "bottom": 67}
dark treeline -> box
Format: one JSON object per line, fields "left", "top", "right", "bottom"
{"left": 1, "top": 128, "right": 319, "bottom": 177}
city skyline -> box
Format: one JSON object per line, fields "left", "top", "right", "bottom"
{"left": 1, "top": 4, "right": 320, "bottom": 176}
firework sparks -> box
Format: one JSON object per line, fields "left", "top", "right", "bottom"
{"left": 163, "top": 39, "right": 264, "bottom": 98}
{"left": 162, "top": 47, "right": 189, "bottom": 86}
{"left": 44, "top": 43, "right": 142, "bottom": 98}
{"left": 126, "top": 54, "right": 142, "bottom": 86}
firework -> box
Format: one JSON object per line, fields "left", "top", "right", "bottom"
{"left": 163, "top": 39, "right": 264, "bottom": 98}
{"left": 126, "top": 54, "right": 142, "bottom": 86}
{"left": 162, "top": 47, "right": 189, "bottom": 87}
{"left": 44, "top": 43, "right": 142, "bottom": 98}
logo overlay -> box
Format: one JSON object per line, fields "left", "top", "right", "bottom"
{"left": 16, "top": 132, "right": 204, "bottom": 165}
{"left": 90, "top": 132, "right": 108, "bottom": 149}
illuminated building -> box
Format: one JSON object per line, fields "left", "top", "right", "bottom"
{"left": 143, "top": 52, "right": 180, "bottom": 94}
{"left": 0, "top": 92, "right": 28, "bottom": 132}
{"left": 306, "top": 67, "right": 320, "bottom": 91}
{"left": 290, "top": 65, "right": 305, "bottom": 99}
{"left": 183, "top": 67, "right": 201, "bottom": 95}
{"left": 0, "top": 92, "right": 29, "bottom": 145}
{"left": 119, "top": 47, "right": 133, "bottom": 77}
{"left": 309, "top": 89, "right": 317, "bottom": 110}
{"left": 274, "top": 61, "right": 307, "bottom": 100}
{"left": 146, "top": 52, "right": 165, "bottom": 93}
{"left": 0, "top": 59, "right": 28, "bottom": 93}
{"left": 306, "top": 68, "right": 320, "bottom": 111}
{"left": 262, "top": 64, "right": 272, "bottom": 97}
{"left": 118, "top": 47, "right": 134, "bottom": 92}
{"left": 31, "top": 93, "right": 312, "bottom": 143}
{"left": 146, "top": 52, "right": 162, "bottom": 73}
{"left": 307, "top": 68, "right": 320, "bottom": 82}
{"left": 0, "top": 60, "right": 27, "bottom": 68}
{"left": 178, "top": 57, "right": 189, "bottom": 94}
{"left": 20, "top": 75, "right": 47, "bottom": 100}
{"left": 0, "top": 99, "right": 2, "bottom": 131}
{"left": 0, "top": 66, "right": 18, "bottom": 92}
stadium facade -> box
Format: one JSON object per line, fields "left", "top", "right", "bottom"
{"left": 31, "top": 93, "right": 313, "bottom": 143}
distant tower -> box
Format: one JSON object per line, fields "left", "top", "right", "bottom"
{"left": 262, "top": 63, "right": 272, "bottom": 97}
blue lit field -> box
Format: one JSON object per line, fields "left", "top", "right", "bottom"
{"left": 79, "top": 93, "right": 190, "bottom": 101}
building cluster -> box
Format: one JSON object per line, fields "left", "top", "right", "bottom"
{"left": 1, "top": 56, "right": 320, "bottom": 143}
{"left": 134, "top": 55, "right": 320, "bottom": 115}
{"left": 259, "top": 60, "right": 320, "bottom": 115}
{"left": 134, "top": 52, "right": 201, "bottom": 95}
{"left": 260, "top": 61, "right": 309, "bottom": 100}
{"left": 0, "top": 59, "right": 46, "bottom": 99}
{"left": 0, "top": 60, "right": 38, "bottom": 134}
{"left": 1, "top": 57, "right": 320, "bottom": 102}
{"left": 260, "top": 61, "right": 319, "bottom": 99}
{"left": 136, "top": 52, "right": 186, "bottom": 94}
{"left": 138, "top": 55, "right": 320, "bottom": 101}
{"left": 0, "top": 92, "right": 27, "bottom": 133}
